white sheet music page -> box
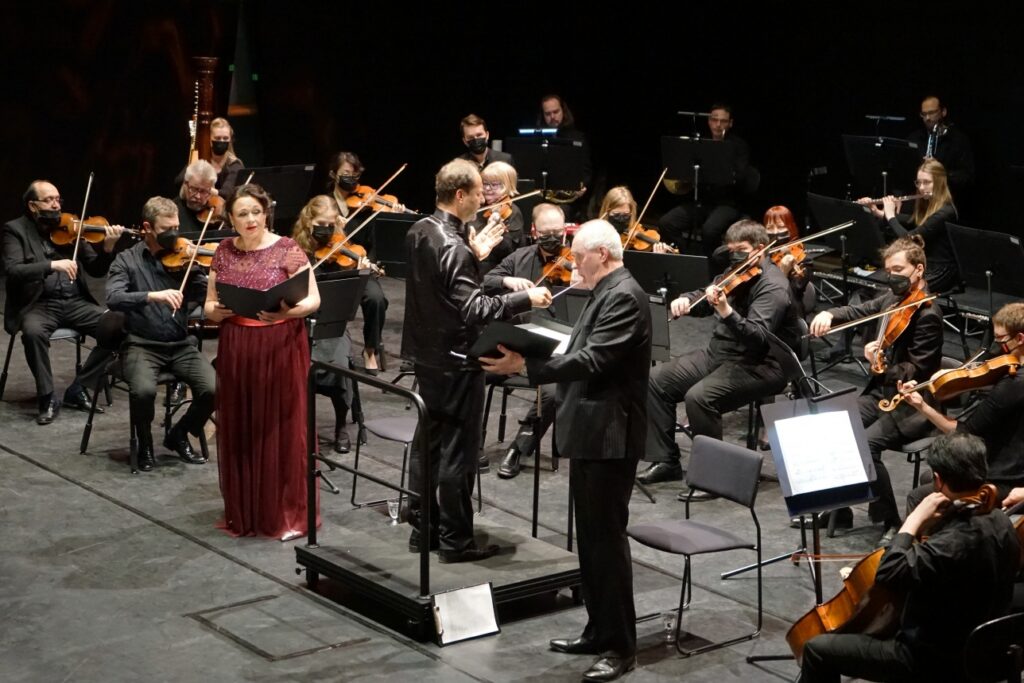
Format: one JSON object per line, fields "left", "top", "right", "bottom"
{"left": 517, "top": 323, "right": 571, "bottom": 355}
{"left": 775, "top": 411, "right": 869, "bottom": 496}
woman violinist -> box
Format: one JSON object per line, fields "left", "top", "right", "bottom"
{"left": 808, "top": 236, "right": 944, "bottom": 542}
{"left": 467, "top": 161, "right": 525, "bottom": 274}
{"left": 764, "top": 205, "right": 813, "bottom": 317}
{"left": 899, "top": 302, "right": 1024, "bottom": 511}
{"left": 292, "top": 194, "right": 365, "bottom": 453}
{"left": 327, "top": 151, "right": 391, "bottom": 374}
{"left": 859, "top": 158, "right": 959, "bottom": 293}
{"left": 598, "top": 186, "right": 673, "bottom": 254}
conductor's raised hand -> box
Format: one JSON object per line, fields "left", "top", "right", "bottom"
{"left": 527, "top": 287, "right": 553, "bottom": 308}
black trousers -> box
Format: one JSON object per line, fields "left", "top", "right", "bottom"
{"left": 512, "top": 385, "right": 556, "bottom": 455}
{"left": 19, "top": 297, "right": 111, "bottom": 400}
{"left": 571, "top": 456, "right": 638, "bottom": 657}
{"left": 859, "top": 392, "right": 935, "bottom": 527}
{"left": 645, "top": 349, "right": 786, "bottom": 463}
{"left": 800, "top": 633, "right": 948, "bottom": 683}
{"left": 121, "top": 339, "right": 216, "bottom": 443}
{"left": 408, "top": 365, "right": 484, "bottom": 552}
{"left": 360, "top": 277, "right": 388, "bottom": 350}
{"left": 658, "top": 201, "right": 742, "bottom": 263}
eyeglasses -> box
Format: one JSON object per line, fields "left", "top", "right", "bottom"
{"left": 994, "top": 334, "right": 1013, "bottom": 344}
{"left": 482, "top": 182, "right": 505, "bottom": 191}
{"left": 34, "top": 195, "right": 62, "bottom": 206}
{"left": 186, "top": 184, "right": 212, "bottom": 198}
{"left": 919, "top": 109, "right": 941, "bottom": 118}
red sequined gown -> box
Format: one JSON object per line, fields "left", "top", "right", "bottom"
{"left": 210, "top": 236, "right": 318, "bottom": 538}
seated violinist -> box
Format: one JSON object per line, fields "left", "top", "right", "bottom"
{"left": 481, "top": 203, "right": 566, "bottom": 478}
{"left": 327, "top": 151, "right": 390, "bottom": 374}
{"left": 2, "top": 180, "right": 124, "bottom": 424}
{"left": 292, "top": 194, "right": 369, "bottom": 453}
{"left": 764, "top": 205, "right": 814, "bottom": 317}
{"left": 900, "top": 302, "right": 1024, "bottom": 510}
{"left": 808, "top": 236, "right": 943, "bottom": 543}
{"left": 175, "top": 160, "right": 221, "bottom": 233}
{"left": 598, "top": 186, "right": 673, "bottom": 253}
{"left": 638, "top": 220, "right": 798, "bottom": 490}
{"left": 799, "top": 433, "right": 1020, "bottom": 683}
{"left": 467, "top": 161, "right": 524, "bottom": 273}
{"left": 105, "top": 197, "right": 215, "bottom": 471}
{"left": 458, "top": 113, "right": 514, "bottom": 171}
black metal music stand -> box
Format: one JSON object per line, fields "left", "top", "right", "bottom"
{"left": 504, "top": 136, "right": 588, "bottom": 195}
{"left": 372, "top": 213, "right": 423, "bottom": 279}
{"left": 308, "top": 270, "right": 369, "bottom": 493}
{"left": 841, "top": 135, "right": 920, "bottom": 198}
{"left": 622, "top": 251, "right": 709, "bottom": 301}
{"left": 244, "top": 164, "right": 316, "bottom": 233}
{"left": 660, "top": 136, "right": 737, "bottom": 204}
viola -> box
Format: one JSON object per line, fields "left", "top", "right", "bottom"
{"left": 161, "top": 237, "right": 215, "bottom": 271}
{"left": 51, "top": 213, "right": 140, "bottom": 246}
{"left": 313, "top": 233, "right": 384, "bottom": 276}
{"left": 786, "top": 484, "right": 1000, "bottom": 662}
{"left": 879, "top": 353, "right": 1022, "bottom": 411}
{"left": 537, "top": 247, "right": 574, "bottom": 286}
{"left": 344, "top": 184, "right": 412, "bottom": 214}
{"left": 870, "top": 287, "right": 932, "bottom": 375}
{"left": 196, "top": 194, "right": 225, "bottom": 225}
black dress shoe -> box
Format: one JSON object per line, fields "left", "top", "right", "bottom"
{"left": 407, "top": 532, "right": 440, "bottom": 553}
{"left": 637, "top": 461, "right": 683, "bottom": 485}
{"left": 334, "top": 428, "right": 351, "bottom": 454}
{"left": 478, "top": 453, "right": 490, "bottom": 472}
{"left": 582, "top": 655, "right": 636, "bottom": 682}
{"left": 63, "top": 388, "right": 103, "bottom": 414}
{"left": 497, "top": 446, "right": 522, "bottom": 479}
{"left": 676, "top": 487, "right": 719, "bottom": 502}
{"left": 438, "top": 543, "right": 500, "bottom": 564}
{"left": 164, "top": 428, "right": 206, "bottom": 464}
{"left": 137, "top": 444, "right": 156, "bottom": 472}
{"left": 36, "top": 399, "right": 61, "bottom": 425}
{"left": 549, "top": 636, "right": 600, "bottom": 655}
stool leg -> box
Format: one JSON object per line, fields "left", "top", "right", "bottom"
{"left": 398, "top": 443, "right": 410, "bottom": 515}
{"left": 129, "top": 404, "right": 139, "bottom": 475}
{"left": 79, "top": 381, "right": 104, "bottom": 454}
{"left": 498, "top": 387, "right": 510, "bottom": 442}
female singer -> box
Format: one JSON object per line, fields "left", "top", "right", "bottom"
{"left": 861, "top": 158, "right": 959, "bottom": 293}
{"left": 204, "top": 184, "right": 321, "bottom": 540}
{"left": 327, "top": 150, "right": 389, "bottom": 375}
{"left": 598, "top": 186, "right": 671, "bottom": 253}
{"left": 468, "top": 161, "right": 524, "bottom": 273}
{"left": 763, "top": 205, "right": 813, "bottom": 317}
{"left": 292, "top": 195, "right": 358, "bottom": 454}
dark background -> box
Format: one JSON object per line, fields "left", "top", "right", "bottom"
{"left": 3, "top": 1, "right": 1023, "bottom": 236}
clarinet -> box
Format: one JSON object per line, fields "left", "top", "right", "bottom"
{"left": 925, "top": 124, "right": 938, "bottom": 159}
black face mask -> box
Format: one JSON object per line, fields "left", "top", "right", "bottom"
{"left": 729, "top": 250, "right": 751, "bottom": 266}
{"left": 34, "top": 209, "right": 62, "bottom": 229}
{"left": 312, "top": 224, "right": 335, "bottom": 245}
{"left": 337, "top": 175, "right": 359, "bottom": 192}
{"left": 211, "top": 140, "right": 230, "bottom": 156}
{"left": 155, "top": 229, "right": 181, "bottom": 251}
{"left": 607, "top": 214, "right": 631, "bottom": 233}
{"left": 466, "top": 138, "right": 489, "bottom": 155}
{"left": 887, "top": 273, "right": 912, "bottom": 297}
{"left": 537, "top": 234, "right": 563, "bottom": 253}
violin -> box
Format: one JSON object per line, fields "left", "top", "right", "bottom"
{"left": 870, "top": 288, "right": 932, "bottom": 375}
{"left": 621, "top": 223, "right": 679, "bottom": 253}
{"left": 786, "top": 484, "right": 1000, "bottom": 662}
{"left": 537, "top": 247, "right": 574, "bottom": 286}
{"left": 313, "top": 233, "right": 385, "bottom": 276}
{"left": 770, "top": 241, "right": 806, "bottom": 278}
{"left": 196, "top": 194, "right": 225, "bottom": 225}
{"left": 50, "top": 213, "right": 139, "bottom": 246}
{"left": 161, "top": 237, "right": 215, "bottom": 271}
{"left": 483, "top": 202, "right": 513, "bottom": 223}
{"left": 674, "top": 242, "right": 774, "bottom": 318}
{"left": 344, "top": 185, "right": 412, "bottom": 214}
{"left": 879, "top": 353, "right": 1021, "bottom": 412}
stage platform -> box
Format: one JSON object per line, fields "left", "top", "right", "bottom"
{"left": 297, "top": 509, "right": 582, "bottom": 641}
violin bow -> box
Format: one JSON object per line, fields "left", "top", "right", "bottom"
{"left": 476, "top": 189, "right": 543, "bottom": 216}
{"left": 69, "top": 172, "right": 96, "bottom": 272}
{"left": 173, "top": 210, "right": 215, "bottom": 310}
{"left": 809, "top": 294, "right": 938, "bottom": 338}
{"left": 685, "top": 240, "right": 777, "bottom": 310}
{"left": 624, "top": 168, "right": 668, "bottom": 246}
{"left": 768, "top": 220, "right": 855, "bottom": 254}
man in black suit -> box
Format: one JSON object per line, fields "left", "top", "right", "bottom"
{"left": 482, "top": 219, "right": 651, "bottom": 682}
{"left": 458, "top": 113, "right": 515, "bottom": 171}
{"left": 2, "top": 180, "right": 124, "bottom": 424}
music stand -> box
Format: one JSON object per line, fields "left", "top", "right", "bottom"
{"left": 622, "top": 251, "right": 708, "bottom": 300}
{"left": 245, "top": 164, "right": 316, "bottom": 233}
{"left": 747, "top": 389, "right": 877, "bottom": 665}
{"left": 947, "top": 223, "right": 1024, "bottom": 318}
{"left": 372, "top": 212, "right": 424, "bottom": 279}
{"left": 661, "top": 136, "right": 738, "bottom": 203}
{"left": 308, "top": 270, "right": 370, "bottom": 494}
{"left": 503, "top": 136, "right": 588, "bottom": 194}
{"left": 842, "top": 135, "right": 920, "bottom": 197}
{"left": 806, "top": 193, "right": 887, "bottom": 271}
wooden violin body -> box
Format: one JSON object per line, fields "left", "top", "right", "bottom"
{"left": 344, "top": 185, "right": 410, "bottom": 214}
{"left": 314, "top": 234, "right": 385, "bottom": 276}
{"left": 539, "top": 247, "right": 574, "bottom": 285}
{"left": 161, "top": 238, "right": 215, "bottom": 271}
{"left": 871, "top": 288, "right": 932, "bottom": 375}
{"left": 880, "top": 354, "right": 1021, "bottom": 411}
{"left": 51, "top": 213, "right": 139, "bottom": 246}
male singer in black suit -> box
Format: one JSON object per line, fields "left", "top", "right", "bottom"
{"left": 482, "top": 219, "right": 651, "bottom": 682}
{"left": 2, "top": 180, "right": 124, "bottom": 424}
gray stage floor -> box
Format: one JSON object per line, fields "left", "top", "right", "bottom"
{"left": 0, "top": 272, "right": 969, "bottom": 682}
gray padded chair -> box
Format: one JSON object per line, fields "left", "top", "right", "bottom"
{"left": 0, "top": 327, "right": 84, "bottom": 399}
{"left": 627, "top": 434, "right": 763, "bottom": 657}
{"left": 963, "top": 612, "right": 1024, "bottom": 682}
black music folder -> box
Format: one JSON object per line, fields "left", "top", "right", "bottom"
{"left": 216, "top": 270, "right": 309, "bottom": 319}
{"left": 467, "top": 321, "right": 561, "bottom": 361}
